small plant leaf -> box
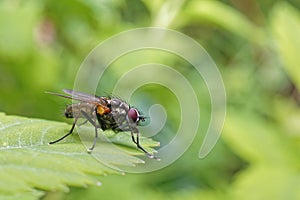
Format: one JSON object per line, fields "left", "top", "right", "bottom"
{"left": 0, "top": 113, "right": 159, "bottom": 199}
{"left": 179, "top": 0, "right": 265, "bottom": 43}
{"left": 271, "top": 2, "right": 300, "bottom": 90}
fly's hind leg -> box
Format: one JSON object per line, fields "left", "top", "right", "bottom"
{"left": 49, "top": 118, "right": 78, "bottom": 145}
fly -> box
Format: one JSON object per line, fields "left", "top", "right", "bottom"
{"left": 46, "top": 89, "right": 158, "bottom": 159}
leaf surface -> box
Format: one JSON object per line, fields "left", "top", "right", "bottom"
{"left": 0, "top": 113, "right": 159, "bottom": 199}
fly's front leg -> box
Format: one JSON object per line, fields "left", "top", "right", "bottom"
{"left": 131, "top": 127, "right": 159, "bottom": 160}
{"left": 49, "top": 117, "right": 78, "bottom": 145}
{"left": 112, "top": 124, "right": 131, "bottom": 132}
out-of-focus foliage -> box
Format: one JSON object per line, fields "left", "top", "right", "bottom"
{"left": 271, "top": 2, "right": 300, "bottom": 90}
{"left": 1, "top": 0, "right": 300, "bottom": 200}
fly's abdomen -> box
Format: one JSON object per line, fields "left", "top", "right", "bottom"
{"left": 65, "top": 103, "right": 96, "bottom": 119}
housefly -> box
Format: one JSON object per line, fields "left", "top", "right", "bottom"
{"left": 46, "top": 89, "right": 158, "bottom": 159}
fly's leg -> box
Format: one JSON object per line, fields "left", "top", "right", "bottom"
{"left": 80, "top": 111, "right": 99, "bottom": 152}
{"left": 80, "top": 111, "right": 99, "bottom": 128}
{"left": 77, "top": 119, "right": 88, "bottom": 126}
{"left": 131, "top": 128, "right": 159, "bottom": 160}
{"left": 131, "top": 133, "right": 137, "bottom": 144}
{"left": 49, "top": 118, "right": 78, "bottom": 145}
{"left": 112, "top": 124, "right": 131, "bottom": 132}
{"left": 88, "top": 127, "right": 98, "bottom": 152}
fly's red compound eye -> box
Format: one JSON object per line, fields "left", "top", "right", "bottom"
{"left": 128, "top": 108, "right": 139, "bottom": 123}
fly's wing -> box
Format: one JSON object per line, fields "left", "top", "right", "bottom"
{"left": 46, "top": 89, "right": 107, "bottom": 105}
{"left": 62, "top": 89, "right": 111, "bottom": 114}
{"left": 46, "top": 89, "right": 111, "bottom": 114}
{"left": 62, "top": 89, "right": 103, "bottom": 103}
{"left": 45, "top": 91, "right": 85, "bottom": 102}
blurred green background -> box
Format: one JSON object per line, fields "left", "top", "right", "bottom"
{"left": 1, "top": 0, "right": 300, "bottom": 199}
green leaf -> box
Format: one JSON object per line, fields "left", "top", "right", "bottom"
{"left": 222, "top": 109, "right": 298, "bottom": 166}
{"left": 179, "top": 0, "right": 264, "bottom": 43}
{"left": 231, "top": 165, "right": 300, "bottom": 200}
{"left": 0, "top": 113, "right": 159, "bottom": 199}
{"left": 0, "top": 1, "right": 38, "bottom": 59}
{"left": 271, "top": 2, "right": 300, "bottom": 90}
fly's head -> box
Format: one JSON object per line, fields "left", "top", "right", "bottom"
{"left": 127, "top": 108, "right": 145, "bottom": 127}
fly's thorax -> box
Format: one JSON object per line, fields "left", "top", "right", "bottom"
{"left": 110, "top": 98, "right": 144, "bottom": 127}
{"left": 95, "top": 98, "right": 130, "bottom": 131}
{"left": 110, "top": 98, "right": 130, "bottom": 116}
{"left": 109, "top": 98, "right": 129, "bottom": 124}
